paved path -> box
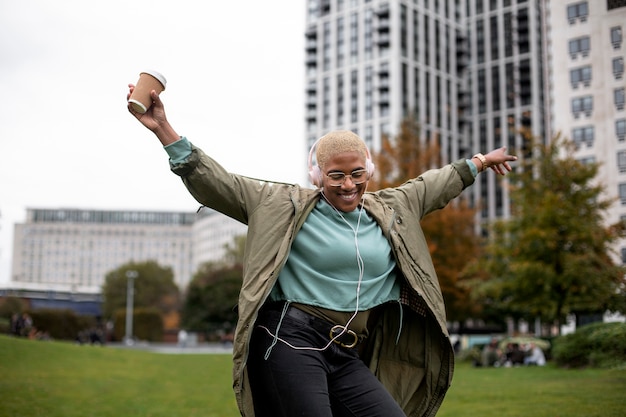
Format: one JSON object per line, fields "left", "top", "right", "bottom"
{"left": 108, "top": 341, "right": 233, "bottom": 354}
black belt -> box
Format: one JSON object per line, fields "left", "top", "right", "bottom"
{"left": 284, "top": 306, "right": 360, "bottom": 349}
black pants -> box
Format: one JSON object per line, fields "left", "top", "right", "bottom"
{"left": 247, "top": 306, "right": 406, "bottom": 417}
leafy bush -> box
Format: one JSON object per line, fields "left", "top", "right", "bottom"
{"left": 113, "top": 307, "right": 163, "bottom": 342}
{"left": 0, "top": 296, "right": 27, "bottom": 319}
{"left": 0, "top": 317, "right": 10, "bottom": 334}
{"left": 552, "top": 321, "right": 626, "bottom": 369}
{"left": 455, "top": 344, "right": 484, "bottom": 365}
{"left": 29, "top": 309, "right": 96, "bottom": 340}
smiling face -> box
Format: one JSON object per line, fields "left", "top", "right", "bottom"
{"left": 321, "top": 151, "right": 369, "bottom": 212}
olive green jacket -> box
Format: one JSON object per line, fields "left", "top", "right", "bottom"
{"left": 171, "top": 146, "right": 476, "bottom": 417}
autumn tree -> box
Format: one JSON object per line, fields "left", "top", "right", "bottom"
{"left": 464, "top": 134, "right": 626, "bottom": 333}
{"left": 369, "top": 116, "right": 481, "bottom": 322}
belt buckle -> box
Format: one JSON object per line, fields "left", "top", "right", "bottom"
{"left": 329, "top": 325, "right": 358, "bottom": 349}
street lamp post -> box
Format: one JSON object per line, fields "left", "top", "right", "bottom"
{"left": 124, "top": 270, "right": 138, "bottom": 345}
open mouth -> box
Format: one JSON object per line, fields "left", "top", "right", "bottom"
{"left": 339, "top": 192, "right": 358, "bottom": 201}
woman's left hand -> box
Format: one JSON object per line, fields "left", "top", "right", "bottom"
{"left": 484, "top": 147, "right": 517, "bottom": 175}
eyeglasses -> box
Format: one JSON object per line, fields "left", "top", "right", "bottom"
{"left": 325, "top": 169, "right": 368, "bottom": 187}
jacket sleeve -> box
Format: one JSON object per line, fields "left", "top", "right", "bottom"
{"left": 377, "top": 159, "right": 475, "bottom": 220}
{"left": 169, "top": 145, "right": 292, "bottom": 225}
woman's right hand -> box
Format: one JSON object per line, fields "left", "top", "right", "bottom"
{"left": 127, "top": 84, "right": 168, "bottom": 132}
{"left": 127, "top": 84, "right": 180, "bottom": 145}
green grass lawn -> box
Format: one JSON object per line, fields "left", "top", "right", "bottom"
{"left": 0, "top": 335, "right": 238, "bottom": 417}
{"left": 438, "top": 362, "right": 626, "bottom": 417}
{"left": 1, "top": 334, "right": 625, "bottom": 417}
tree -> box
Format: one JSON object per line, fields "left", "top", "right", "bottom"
{"left": 0, "top": 296, "right": 26, "bottom": 319}
{"left": 368, "top": 116, "right": 481, "bottom": 322}
{"left": 180, "top": 234, "right": 246, "bottom": 338}
{"left": 465, "top": 134, "right": 626, "bottom": 333}
{"left": 101, "top": 261, "right": 180, "bottom": 319}
{"left": 368, "top": 118, "right": 441, "bottom": 190}
{"left": 181, "top": 262, "right": 242, "bottom": 337}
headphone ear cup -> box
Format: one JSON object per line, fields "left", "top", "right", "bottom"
{"left": 366, "top": 159, "right": 375, "bottom": 177}
{"left": 308, "top": 137, "right": 323, "bottom": 188}
{"left": 309, "top": 166, "right": 322, "bottom": 187}
{"left": 365, "top": 146, "right": 376, "bottom": 178}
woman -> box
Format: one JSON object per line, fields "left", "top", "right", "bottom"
{"left": 128, "top": 86, "right": 516, "bottom": 417}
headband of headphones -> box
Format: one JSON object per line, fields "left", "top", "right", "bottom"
{"left": 307, "top": 134, "right": 375, "bottom": 187}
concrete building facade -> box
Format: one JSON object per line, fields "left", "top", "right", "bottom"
{"left": 548, "top": 0, "right": 626, "bottom": 261}
{"left": 10, "top": 208, "right": 246, "bottom": 293}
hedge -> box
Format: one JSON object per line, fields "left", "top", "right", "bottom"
{"left": 552, "top": 321, "right": 626, "bottom": 369}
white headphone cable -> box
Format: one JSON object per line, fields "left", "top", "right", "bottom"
{"left": 263, "top": 194, "right": 367, "bottom": 354}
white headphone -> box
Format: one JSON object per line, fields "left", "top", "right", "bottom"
{"left": 307, "top": 135, "right": 376, "bottom": 187}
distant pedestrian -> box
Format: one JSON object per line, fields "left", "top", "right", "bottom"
{"left": 505, "top": 343, "right": 525, "bottom": 366}
{"left": 524, "top": 343, "right": 546, "bottom": 366}
{"left": 23, "top": 313, "right": 33, "bottom": 337}
{"left": 10, "top": 313, "right": 21, "bottom": 336}
{"left": 481, "top": 338, "right": 503, "bottom": 367}
{"left": 178, "top": 329, "right": 188, "bottom": 348}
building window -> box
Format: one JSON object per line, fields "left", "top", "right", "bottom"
{"left": 476, "top": 19, "right": 484, "bottom": 64}
{"left": 570, "top": 66, "right": 592, "bottom": 88}
{"left": 620, "top": 183, "right": 626, "bottom": 204}
{"left": 365, "top": 66, "right": 373, "bottom": 120}
{"left": 337, "top": 74, "right": 344, "bottom": 125}
{"left": 617, "top": 119, "right": 626, "bottom": 141}
{"left": 579, "top": 155, "right": 595, "bottom": 165}
{"left": 608, "top": 0, "right": 626, "bottom": 11}
{"left": 569, "top": 36, "right": 590, "bottom": 59}
{"left": 571, "top": 96, "right": 593, "bottom": 117}
{"left": 618, "top": 151, "right": 626, "bottom": 173}
{"left": 490, "top": 15, "right": 499, "bottom": 60}
{"left": 349, "top": 13, "right": 359, "bottom": 64}
{"left": 322, "top": 22, "right": 331, "bottom": 72}
{"left": 308, "top": 0, "right": 320, "bottom": 19}
{"left": 336, "top": 18, "right": 345, "bottom": 68}
{"left": 350, "top": 70, "right": 358, "bottom": 123}
{"left": 364, "top": 9, "right": 373, "bottom": 60}
{"left": 615, "top": 88, "right": 625, "bottom": 110}
{"left": 622, "top": 247, "right": 626, "bottom": 264}
{"left": 611, "top": 26, "right": 623, "bottom": 49}
{"left": 400, "top": 4, "right": 408, "bottom": 58}
{"left": 572, "top": 125, "right": 594, "bottom": 148}
{"left": 614, "top": 57, "right": 625, "bottom": 80}
{"left": 567, "top": 2, "right": 588, "bottom": 24}
{"left": 322, "top": 77, "right": 330, "bottom": 129}
{"left": 478, "top": 69, "right": 486, "bottom": 113}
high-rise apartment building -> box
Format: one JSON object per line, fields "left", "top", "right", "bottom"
{"left": 306, "top": 0, "right": 470, "bottom": 155}
{"left": 548, "top": 0, "right": 626, "bottom": 261}
{"left": 304, "top": 0, "right": 549, "bottom": 224}
{"left": 10, "top": 208, "right": 245, "bottom": 293}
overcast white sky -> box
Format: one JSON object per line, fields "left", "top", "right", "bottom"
{"left": 0, "top": 0, "right": 308, "bottom": 285}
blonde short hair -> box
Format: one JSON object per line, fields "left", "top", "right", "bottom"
{"left": 316, "top": 130, "right": 368, "bottom": 170}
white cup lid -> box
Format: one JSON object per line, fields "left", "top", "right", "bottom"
{"left": 140, "top": 70, "right": 167, "bottom": 89}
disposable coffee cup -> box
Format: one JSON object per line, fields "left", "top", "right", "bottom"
{"left": 128, "top": 70, "right": 167, "bottom": 113}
